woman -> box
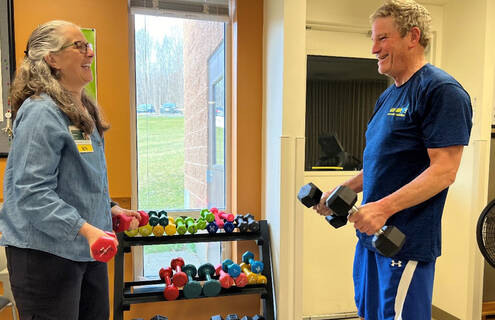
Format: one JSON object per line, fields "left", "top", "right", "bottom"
{"left": 0, "top": 20, "right": 139, "bottom": 319}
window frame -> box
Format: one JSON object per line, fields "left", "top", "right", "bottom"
{"left": 128, "top": 11, "right": 232, "bottom": 281}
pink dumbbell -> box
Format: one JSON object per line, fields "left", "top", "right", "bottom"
{"left": 215, "top": 264, "right": 234, "bottom": 289}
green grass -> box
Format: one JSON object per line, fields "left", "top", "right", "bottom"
{"left": 137, "top": 114, "right": 224, "bottom": 258}
{"left": 137, "top": 115, "right": 185, "bottom": 210}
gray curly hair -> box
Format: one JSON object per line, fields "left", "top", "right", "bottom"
{"left": 10, "top": 20, "right": 108, "bottom": 135}
{"left": 370, "top": 0, "right": 432, "bottom": 49}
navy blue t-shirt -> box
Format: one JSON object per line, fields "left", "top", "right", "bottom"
{"left": 360, "top": 63, "right": 472, "bottom": 262}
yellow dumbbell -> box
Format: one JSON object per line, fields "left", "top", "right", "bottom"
{"left": 164, "top": 216, "right": 176, "bottom": 236}
{"left": 153, "top": 225, "right": 165, "bottom": 237}
{"left": 240, "top": 262, "right": 258, "bottom": 285}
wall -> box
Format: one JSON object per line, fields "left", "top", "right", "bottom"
{"left": 263, "top": 0, "right": 306, "bottom": 318}
{"left": 486, "top": 137, "right": 495, "bottom": 301}
{"left": 436, "top": 0, "right": 493, "bottom": 318}
{"left": 183, "top": 21, "right": 223, "bottom": 208}
{"left": 0, "top": 0, "right": 264, "bottom": 319}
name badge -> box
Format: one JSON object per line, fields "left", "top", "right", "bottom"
{"left": 69, "top": 125, "right": 94, "bottom": 153}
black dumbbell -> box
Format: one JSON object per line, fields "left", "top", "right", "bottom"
{"left": 235, "top": 215, "right": 249, "bottom": 232}
{"left": 243, "top": 214, "right": 259, "bottom": 232}
{"left": 326, "top": 185, "right": 406, "bottom": 257}
{"left": 297, "top": 182, "right": 348, "bottom": 228}
{"left": 241, "top": 316, "right": 264, "bottom": 320}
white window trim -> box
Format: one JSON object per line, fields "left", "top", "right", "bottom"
{"left": 128, "top": 11, "right": 232, "bottom": 281}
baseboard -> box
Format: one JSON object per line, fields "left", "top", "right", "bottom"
{"left": 432, "top": 305, "right": 461, "bottom": 320}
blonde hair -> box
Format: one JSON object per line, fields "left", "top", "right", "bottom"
{"left": 371, "top": 0, "right": 432, "bottom": 49}
{"left": 10, "top": 20, "right": 109, "bottom": 135}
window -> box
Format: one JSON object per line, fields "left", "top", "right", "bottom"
{"left": 132, "top": 14, "right": 227, "bottom": 279}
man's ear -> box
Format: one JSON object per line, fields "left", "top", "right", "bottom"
{"left": 44, "top": 53, "right": 59, "bottom": 69}
{"left": 409, "top": 26, "right": 421, "bottom": 47}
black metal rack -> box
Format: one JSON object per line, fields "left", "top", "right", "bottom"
{"left": 113, "top": 220, "right": 275, "bottom": 320}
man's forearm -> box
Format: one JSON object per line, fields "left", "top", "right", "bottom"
{"left": 377, "top": 146, "right": 463, "bottom": 219}
{"left": 342, "top": 170, "right": 364, "bottom": 194}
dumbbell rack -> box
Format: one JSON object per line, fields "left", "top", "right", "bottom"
{"left": 113, "top": 220, "right": 275, "bottom": 320}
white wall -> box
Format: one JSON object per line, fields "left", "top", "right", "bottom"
{"left": 433, "top": 0, "right": 493, "bottom": 318}
{"left": 301, "top": 0, "right": 490, "bottom": 318}
{"left": 263, "top": 0, "right": 306, "bottom": 319}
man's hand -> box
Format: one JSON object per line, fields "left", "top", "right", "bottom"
{"left": 111, "top": 205, "right": 141, "bottom": 230}
{"left": 348, "top": 201, "right": 390, "bottom": 235}
{"left": 312, "top": 190, "right": 334, "bottom": 216}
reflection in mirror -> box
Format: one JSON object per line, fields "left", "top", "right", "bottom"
{"left": 305, "top": 55, "right": 390, "bottom": 171}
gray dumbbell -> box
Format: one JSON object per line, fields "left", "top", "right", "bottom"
{"left": 326, "top": 185, "right": 406, "bottom": 257}
{"left": 297, "top": 182, "right": 348, "bottom": 228}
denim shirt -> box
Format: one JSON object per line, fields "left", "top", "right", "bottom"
{"left": 0, "top": 94, "right": 112, "bottom": 261}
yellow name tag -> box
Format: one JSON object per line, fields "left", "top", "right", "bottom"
{"left": 69, "top": 125, "right": 94, "bottom": 153}
{"left": 76, "top": 143, "right": 94, "bottom": 153}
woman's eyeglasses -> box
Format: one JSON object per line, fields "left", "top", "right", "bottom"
{"left": 59, "top": 41, "right": 93, "bottom": 54}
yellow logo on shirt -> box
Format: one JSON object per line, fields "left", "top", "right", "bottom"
{"left": 387, "top": 104, "right": 409, "bottom": 117}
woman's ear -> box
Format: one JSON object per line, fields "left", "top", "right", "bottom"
{"left": 44, "top": 53, "right": 59, "bottom": 69}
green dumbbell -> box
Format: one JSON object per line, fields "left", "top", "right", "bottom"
{"left": 148, "top": 210, "right": 160, "bottom": 227}
{"left": 196, "top": 217, "right": 207, "bottom": 230}
{"left": 158, "top": 210, "right": 169, "bottom": 226}
{"left": 183, "top": 264, "right": 202, "bottom": 299}
{"left": 175, "top": 217, "right": 187, "bottom": 235}
{"left": 198, "top": 263, "right": 221, "bottom": 297}
{"left": 200, "top": 209, "right": 215, "bottom": 223}
{"left": 185, "top": 217, "right": 198, "bottom": 234}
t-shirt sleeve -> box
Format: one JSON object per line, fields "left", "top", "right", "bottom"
{"left": 421, "top": 83, "right": 473, "bottom": 148}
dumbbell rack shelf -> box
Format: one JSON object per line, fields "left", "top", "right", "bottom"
{"left": 113, "top": 220, "right": 275, "bottom": 320}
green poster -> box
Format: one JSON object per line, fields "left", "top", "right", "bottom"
{"left": 81, "top": 28, "right": 97, "bottom": 101}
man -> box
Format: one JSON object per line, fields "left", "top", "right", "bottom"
{"left": 313, "top": 1, "right": 472, "bottom": 319}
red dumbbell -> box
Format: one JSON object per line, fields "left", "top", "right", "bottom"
{"left": 112, "top": 214, "right": 133, "bottom": 233}
{"left": 159, "top": 267, "right": 179, "bottom": 301}
{"left": 137, "top": 211, "right": 149, "bottom": 227}
{"left": 234, "top": 272, "right": 248, "bottom": 288}
{"left": 171, "top": 257, "right": 188, "bottom": 287}
{"left": 91, "top": 231, "right": 118, "bottom": 263}
{"left": 218, "top": 211, "right": 234, "bottom": 222}
{"left": 215, "top": 264, "right": 234, "bottom": 288}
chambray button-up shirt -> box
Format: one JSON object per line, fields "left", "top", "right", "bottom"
{"left": 0, "top": 94, "right": 112, "bottom": 261}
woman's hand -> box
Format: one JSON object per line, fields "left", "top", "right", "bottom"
{"left": 111, "top": 205, "right": 141, "bottom": 230}
{"left": 79, "top": 223, "right": 118, "bottom": 259}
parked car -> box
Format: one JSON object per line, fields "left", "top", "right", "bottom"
{"left": 160, "top": 103, "right": 181, "bottom": 114}
{"left": 215, "top": 105, "right": 224, "bottom": 117}
{"left": 137, "top": 104, "right": 154, "bottom": 113}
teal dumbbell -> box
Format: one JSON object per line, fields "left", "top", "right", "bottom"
{"left": 221, "top": 259, "right": 241, "bottom": 278}
{"left": 242, "top": 251, "right": 264, "bottom": 274}
{"left": 198, "top": 263, "right": 221, "bottom": 297}
{"left": 183, "top": 264, "right": 202, "bottom": 298}
{"left": 148, "top": 210, "right": 160, "bottom": 227}
{"left": 158, "top": 210, "right": 169, "bottom": 226}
